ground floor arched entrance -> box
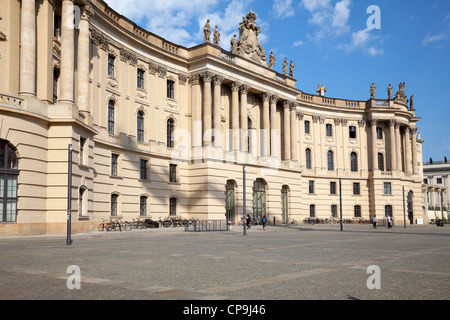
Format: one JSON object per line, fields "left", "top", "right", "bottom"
{"left": 252, "top": 178, "right": 267, "bottom": 224}
{"left": 225, "top": 180, "right": 236, "bottom": 223}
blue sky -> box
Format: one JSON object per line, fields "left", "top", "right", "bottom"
{"left": 104, "top": 0, "right": 450, "bottom": 162}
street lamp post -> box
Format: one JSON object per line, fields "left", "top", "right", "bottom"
{"left": 339, "top": 178, "right": 343, "bottom": 232}
{"left": 243, "top": 165, "right": 247, "bottom": 236}
{"left": 67, "top": 144, "right": 73, "bottom": 246}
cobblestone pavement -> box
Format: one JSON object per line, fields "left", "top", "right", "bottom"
{"left": 0, "top": 224, "right": 449, "bottom": 301}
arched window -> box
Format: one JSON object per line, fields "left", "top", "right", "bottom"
{"left": 108, "top": 100, "right": 115, "bottom": 135}
{"left": 137, "top": 111, "right": 144, "bottom": 142}
{"left": 350, "top": 152, "right": 358, "bottom": 172}
{"left": 306, "top": 148, "right": 312, "bottom": 169}
{"left": 167, "top": 118, "right": 174, "bottom": 148}
{"left": 327, "top": 150, "right": 334, "bottom": 171}
{"left": 0, "top": 139, "right": 19, "bottom": 222}
{"left": 378, "top": 153, "right": 384, "bottom": 171}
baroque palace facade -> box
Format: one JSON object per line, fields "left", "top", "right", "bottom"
{"left": 0, "top": 0, "right": 425, "bottom": 236}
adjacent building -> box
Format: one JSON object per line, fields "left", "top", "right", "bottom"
{"left": 0, "top": 0, "right": 425, "bottom": 237}
{"left": 423, "top": 158, "right": 449, "bottom": 223}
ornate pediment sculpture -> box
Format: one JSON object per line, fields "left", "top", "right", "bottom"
{"left": 235, "top": 9, "right": 267, "bottom": 66}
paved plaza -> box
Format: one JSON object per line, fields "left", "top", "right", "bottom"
{"left": 0, "top": 223, "right": 449, "bottom": 301}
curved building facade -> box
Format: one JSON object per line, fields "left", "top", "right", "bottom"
{"left": 0, "top": 0, "right": 425, "bottom": 236}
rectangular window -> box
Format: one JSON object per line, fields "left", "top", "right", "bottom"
{"left": 80, "top": 137, "right": 87, "bottom": 166}
{"left": 331, "top": 205, "right": 337, "bottom": 218}
{"left": 169, "top": 198, "right": 177, "bottom": 216}
{"left": 353, "top": 182, "right": 360, "bottom": 195}
{"left": 111, "top": 153, "right": 119, "bottom": 176}
{"left": 326, "top": 124, "right": 333, "bottom": 137}
{"left": 140, "top": 196, "right": 147, "bottom": 216}
{"left": 376, "top": 127, "right": 383, "bottom": 139}
{"left": 309, "top": 180, "right": 315, "bottom": 194}
{"left": 137, "top": 69, "right": 145, "bottom": 89}
{"left": 384, "top": 182, "right": 392, "bottom": 195}
{"left": 330, "top": 181, "right": 337, "bottom": 195}
{"left": 108, "top": 54, "right": 115, "bottom": 77}
{"left": 111, "top": 194, "right": 118, "bottom": 216}
{"left": 310, "top": 204, "right": 316, "bottom": 218}
{"left": 140, "top": 159, "right": 148, "bottom": 180}
{"left": 349, "top": 126, "right": 357, "bottom": 139}
{"left": 169, "top": 164, "right": 177, "bottom": 183}
{"left": 304, "top": 120, "right": 310, "bottom": 134}
{"left": 354, "top": 205, "right": 361, "bottom": 218}
{"left": 167, "top": 80, "right": 175, "bottom": 99}
{"left": 437, "top": 178, "right": 443, "bottom": 184}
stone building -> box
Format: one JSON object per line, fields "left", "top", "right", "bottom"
{"left": 0, "top": 0, "right": 425, "bottom": 237}
{"left": 422, "top": 158, "right": 449, "bottom": 223}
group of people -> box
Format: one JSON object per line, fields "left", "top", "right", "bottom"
{"left": 371, "top": 215, "right": 393, "bottom": 229}
{"left": 245, "top": 215, "right": 267, "bottom": 230}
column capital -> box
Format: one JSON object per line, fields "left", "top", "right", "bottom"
{"left": 80, "top": 5, "right": 95, "bottom": 21}
{"left": 261, "top": 93, "right": 271, "bottom": 102}
{"left": 389, "top": 119, "right": 397, "bottom": 127}
{"left": 269, "top": 95, "right": 279, "bottom": 104}
{"left": 201, "top": 72, "right": 213, "bottom": 83}
{"left": 240, "top": 84, "right": 251, "bottom": 94}
{"left": 358, "top": 120, "right": 366, "bottom": 127}
{"left": 231, "top": 81, "right": 242, "bottom": 92}
{"left": 369, "top": 119, "right": 378, "bottom": 127}
{"left": 283, "top": 100, "right": 290, "bottom": 110}
{"left": 189, "top": 74, "right": 201, "bottom": 86}
{"left": 213, "top": 75, "right": 225, "bottom": 86}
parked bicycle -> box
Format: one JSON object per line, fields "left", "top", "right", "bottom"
{"left": 283, "top": 218, "right": 298, "bottom": 226}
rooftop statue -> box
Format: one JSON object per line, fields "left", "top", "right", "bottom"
{"left": 213, "top": 25, "right": 220, "bottom": 46}
{"left": 282, "top": 58, "right": 288, "bottom": 75}
{"left": 394, "top": 82, "right": 407, "bottom": 104}
{"left": 370, "top": 83, "right": 376, "bottom": 99}
{"left": 387, "top": 84, "right": 392, "bottom": 100}
{"left": 230, "top": 34, "right": 238, "bottom": 54}
{"left": 289, "top": 60, "right": 295, "bottom": 77}
{"left": 269, "top": 51, "right": 275, "bottom": 69}
{"left": 235, "top": 9, "right": 267, "bottom": 66}
{"left": 203, "top": 19, "right": 211, "bottom": 43}
{"left": 410, "top": 94, "right": 415, "bottom": 110}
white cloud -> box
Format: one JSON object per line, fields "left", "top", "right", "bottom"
{"left": 293, "top": 40, "right": 306, "bottom": 47}
{"left": 104, "top": 0, "right": 255, "bottom": 48}
{"left": 273, "top": 0, "right": 295, "bottom": 19}
{"left": 422, "top": 32, "right": 447, "bottom": 46}
{"left": 300, "top": 0, "right": 331, "bottom": 12}
{"left": 368, "top": 47, "right": 383, "bottom": 56}
{"left": 301, "top": 0, "right": 351, "bottom": 41}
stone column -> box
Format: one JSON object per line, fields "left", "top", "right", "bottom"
{"left": 389, "top": 120, "right": 397, "bottom": 171}
{"left": 395, "top": 122, "right": 402, "bottom": 171}
{"left": 59, "top": 0, "right": 75, "bottom": 103}
{"left": 411, "top": 127, "right": 418, "bottom": 174}
{"left": 213, "top": 75, "right": 224, "bottom": 149}
{"left": 290, "top": 103, "right": 298, "bottom": 161}
{"left": 231, "top": 82, "right": 241, "bottom": 152}
{"left": 405, "top": 126, "right": 412, "bottom": 173}
{"left": 77, "top": 6, "right": 94, "bottom": 113}
{"left": 261, "top": 93, "right": 270, "bottom": 156}
{"left": 283, "top": 101, "right": 291, "bottom": 160}
{"left": 270, "top": 95, "right": 279, "bottom": 158}
{"left": 240, "top": 85, "right": 250, "bottom": 152}
{"left": 19, "top": 0, "right": 36, "bottom": 96}
{"left": 370, "top": 119, "right": 378, "bottom": 171}
{"left": 190, "top": 75, "right": 202, "bottom": 150}
{"left": 202, "top": 72, "right": 213, "bottom": 146}
{"left": 297, "top": 112, "right": 304, "bottom": 167}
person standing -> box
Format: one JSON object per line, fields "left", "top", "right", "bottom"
{"left": 372, "top": 216, "right": 377, "bottom": 229}
{"left": 246, "top": 215, "right": 252, "bottom": 229}
{"left": 262, "top": 216, "right": 267, "bottom": 230}
{"left": 387, "top": 215, "right": 392, "bottom": 229}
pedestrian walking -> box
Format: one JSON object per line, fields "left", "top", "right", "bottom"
{"left": 387, "top": 215, "right": 392, "bottom": 229}
{"left": 262, "top": 216, "right": 267, "bottom": 230}
{"left": 246, "top": 214, "right": 252, "bottom": 229}
{"left": 372, "top": 216, "right": 377, "bottom": 229}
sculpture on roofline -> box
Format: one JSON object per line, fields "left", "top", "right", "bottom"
{"left": 410, "top": 94, "right": 415, "bottom": 110}
{"left": 289, "top": 60, "right": 295, "bottom": 77}
{"left": 203, "top": 19, "right": 211, "bottom": 43}
{"left": 230, "top": 34, "right": 238, "bottom": 53}
{"left": 387, "top": 84, "right": 392, "bottom": 100}
{"left": 370, "top": 83, "right": 376, "bottom": 99}
{"left": 213, "top": 25, "right": 220, "bottom": 46}
{"left": 269, "top": 51, "right": 275, "bottom": 69}
{"left": 235, "top": 9, "right": 267, "bottom": 66}
{"left": 282, "top": 58, "right": 288, "bottom": 75}
{"left": 394, "top": 82, "right": 407, "bottom": 104}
